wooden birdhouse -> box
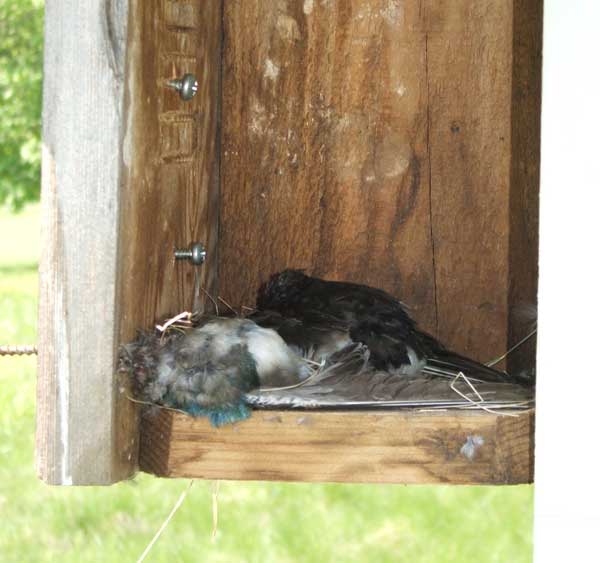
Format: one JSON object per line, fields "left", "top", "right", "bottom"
{"left": 36, "top": 0, "right": 541, "bottom": 485}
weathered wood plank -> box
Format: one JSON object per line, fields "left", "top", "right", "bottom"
{"left": 36, "top": 0, "right": 134, "bottom": 485}
{"left": 36, "top": 0, "right": 223, "bottom": 485}
{"left": 118, "top": 0, "right": 222, "bottom": 334}
{"left": 219, "top": 0, "right": 540, "bottom": 368}
{"left": 219, "top": 0, "right": 437, "bottom": 332}
{"left": 425, "top": 0, "right": 512, "bottom": 364}
{"left": 140, "top": 409, "right": 534, "bottom": 484}
{"left": 116, "top": 0, "right": 222, "bottom": 482}
{"left": 425, "top": 0, "right": 541, "bottom": 367}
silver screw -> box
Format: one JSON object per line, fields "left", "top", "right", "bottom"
{"left": 174, "top": 242, "right": 206, "bottom": 265}
{"left": 166, "top": 73, "right": 198, "bottom": 101}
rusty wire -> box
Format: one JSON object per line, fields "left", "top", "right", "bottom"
{"left": 0, "top": 345, "right": 38, "bottom": 356}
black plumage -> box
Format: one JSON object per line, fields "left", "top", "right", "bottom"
{"left": 255, "top": 269, "right": 515, "bottom": 383}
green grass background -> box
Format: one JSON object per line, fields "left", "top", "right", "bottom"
{"left": 0, "top": 205, "right": 533, "bottom": 562}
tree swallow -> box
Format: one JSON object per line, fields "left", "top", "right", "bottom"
{"left": 254, "top": 269, "right": 520, "bottom": 383}
{"left": 122, "top": 270, "right": 528, "bottom": 428}
{"left": 121, "top": 317, "right": 307, "bottom": 426}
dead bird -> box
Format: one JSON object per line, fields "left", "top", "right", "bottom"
{"left": 121, "top": 317, "right": 308, "bottom": 426}
{"left": 254, "top": 269, "right": 522, "bottom": 384}
{"left": 121, "top": 272, "right": 527, "bottom": 426}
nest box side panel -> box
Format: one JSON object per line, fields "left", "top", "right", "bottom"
{"left": 36, "top": 0, "right": 134, "bottom": 485}
{"left": 508, "top": 0, "right": 542, "bottom": 375}
{"left": 219, "top": 0, "right": 437, "bottom": 334}
{"left": 118, "top": 0, "right": 222, "bottom": 334}
{"left": 116, "top": 0, "right": 222, "bottom": 475}
{"left": 36, "top": 0, "right": 223, "bottom": 485}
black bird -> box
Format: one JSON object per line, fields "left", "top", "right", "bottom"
{"left": 254, "top": 269, "right": 512, "bottom": 383}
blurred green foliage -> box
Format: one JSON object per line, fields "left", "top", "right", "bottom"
{"left": 0, "top": 0, "right": 44, "bottom": 211}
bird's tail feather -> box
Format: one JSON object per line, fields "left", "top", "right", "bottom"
{"left": 424, "top": 351, "right": 532, "bottom": 386}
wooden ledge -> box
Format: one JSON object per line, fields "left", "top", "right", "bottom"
{"left": 139, "top": 408, "right": 534, "bottom": 485}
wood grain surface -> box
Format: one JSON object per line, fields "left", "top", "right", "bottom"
{"left": 36, "top": 0, "right": 223, "bottom": 484}
{"left": 426, "top": 0, "right": 542, "bottom": 367}
{"left": 38, "top": 0, "right": 540, "bottom": 485}
{"left": 116, "top": 0, "right": 223, "bottom": 480}
{"left": 426, "top": 0, "right": 514, "bottom": 361}
{"left": 507, "top": 0, "right": 542, "bottom": 375}
{"left": 218, "top": 0, "right": 541, "bottom": 367}
{"left": 36, "top": 0, "right": 134, "bottom": 485}
{"left": 140, "top": 408, "right": 534, "bottom": 484}
{"left": 219, "top": 0, "right": 437, "bottom": 332}
{"left": 118, "top": 0, "right": 222, "bottom": 337}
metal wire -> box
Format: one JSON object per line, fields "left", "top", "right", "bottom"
{"left": 0, "top": 345, "right": 37, "bottom": 356}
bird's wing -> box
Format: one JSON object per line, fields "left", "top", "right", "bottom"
{"left": 246, "top": 345, "right": 533, "bottom": 409}
{"left": 249, "top": 309, "right": 351, "bottom": 357}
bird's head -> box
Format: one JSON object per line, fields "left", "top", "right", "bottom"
{"left": 256, "top": 269, "right": 311, "bottom": 310}
{"left": 121, "top": 317, "right": 306, "bottom": 426}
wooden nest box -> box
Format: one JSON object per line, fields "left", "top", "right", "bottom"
{"left": 36, "top": 0, "right": 541, "bottom": 485}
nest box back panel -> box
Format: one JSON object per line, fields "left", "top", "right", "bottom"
{"left": 218, "top": 0, "right": 540, "bottom": 368}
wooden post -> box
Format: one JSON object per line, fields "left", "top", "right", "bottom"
{"left": 36, "top": 0, "right": 223, "bottom": 485}
{"left": 36, "top": 0, "right": 135, "bottom": 485}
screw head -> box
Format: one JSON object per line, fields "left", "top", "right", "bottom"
{"left": 174, "top": 242, "right": 206, "bottom": 265}
{"left": 167, "top": 73, "right": 198, "bottom": 101}
{"left": 190, "top": 243, "right": 206, "bottom": 265}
